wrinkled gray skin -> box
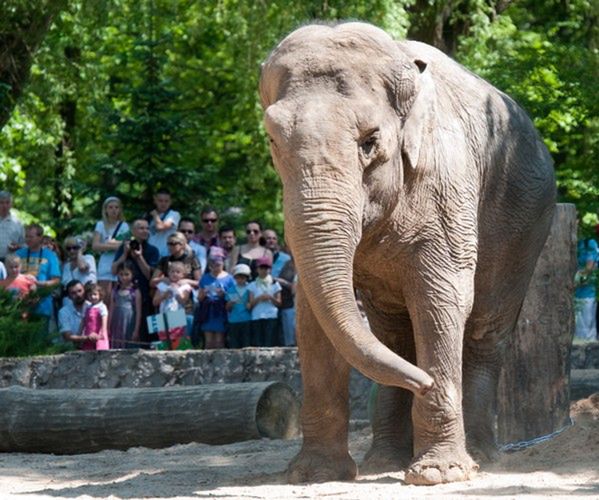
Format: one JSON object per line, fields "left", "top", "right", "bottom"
{"left": 260, "top": 22, "right": 556, "bottom": 485}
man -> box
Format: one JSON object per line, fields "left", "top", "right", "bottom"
{"left": 178, "top": 217, "right": 207, "bottom": 272}
{"left": 264, "top": 229, "right": 291, "bottom": 278}
{"left": 0, "top": 191, "right": 25, "bottom": 261}
{"left": 219, "top": 226, "right": 238, "bottom": 272}
{"left": 112, "top": 218, "right": 160, "bottom": 344}
{"left": 58, "top": 280, "right": 89, "bottom": 347}
{"left": 194, "top": 206, "right": 220, "bottom": 252}
{"left": 148, "top": 188, "right": 181, "bottom": 257}
{"left": 16, "top": 223, "right": 61, "bottom": 325}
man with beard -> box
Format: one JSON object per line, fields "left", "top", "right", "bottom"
{"left": 58, "top": 280, "right": 89, "bottom": 348}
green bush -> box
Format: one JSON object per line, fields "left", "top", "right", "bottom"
{"left": 0, "top": 287, "right": 60, "bottom": 357}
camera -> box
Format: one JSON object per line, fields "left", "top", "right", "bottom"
{"left": 129, "top": 239, "right": 141, "bottom": 252}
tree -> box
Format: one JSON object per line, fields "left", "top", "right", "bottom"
{"left": 0, "top": 0, "right": 67, "bottom": 130}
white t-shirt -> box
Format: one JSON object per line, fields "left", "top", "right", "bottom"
{"left": 61, "top": 255, "right": 97, "bottom": 287}
{"left": 248, "top": 280, "right": 282, "bottom": 320}
{"left": 156, "top": 281, "right": 192, "bottom": 313}
{"left": 149, "top": 209, "right": 181, "bottom": 258}
{"left": 94, "top": 220, "right": 130, "bottom": 281}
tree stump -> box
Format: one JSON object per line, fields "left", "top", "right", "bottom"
{"left": 0, "top": 381, "right": 300, "bottom": 454}
{"left": 497, "top": 203, "right": 577, "bottom": 444}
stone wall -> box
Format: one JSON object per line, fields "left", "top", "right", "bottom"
{"left": 571, "top": 342, "right": 599, "bottom": 369}
{"left": 0, "top": 342, "right": 596, "bottom": 423}
{"left": 0, "top": 348, "right": 374, "bottom": 420}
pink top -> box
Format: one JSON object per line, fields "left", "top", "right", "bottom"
{"left": 81, "top": 302, "right": 110, "bottom": 350}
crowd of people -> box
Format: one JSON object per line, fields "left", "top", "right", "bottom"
{"left": 3, "top": 187, "right": 598, "bottom": 348}
{"left": 0, "top": 190, "right": 297, "bottom": 351}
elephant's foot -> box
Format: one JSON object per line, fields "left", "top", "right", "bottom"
{"left": 360, "top": 443, "right": 411, "bottom": 474}
{"left": 404, "top": 447, "right": 478, "bottom": 485}
{"left": 287, "top": 448, "right": 357, "bottom": 483}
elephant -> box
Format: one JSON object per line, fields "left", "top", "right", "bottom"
{"left": 259, "top": 22, "right": 556, "bottom": 485}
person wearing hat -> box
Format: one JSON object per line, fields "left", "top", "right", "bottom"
{"left": 247, "top": 255, "right": 282, "bottom": 347}
{"left": 225, "top": 263, "right": 252, "bottom": 348}
{"left": 195, "top": 246, "right": 235, "bottom": 349}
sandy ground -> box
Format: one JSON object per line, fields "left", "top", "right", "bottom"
{"left": 2, "top": 395, "right": 598, "bottom": 500}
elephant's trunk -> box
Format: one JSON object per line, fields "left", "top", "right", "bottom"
{"left": 286, "top": 181, "right": 434, "bottom": 397}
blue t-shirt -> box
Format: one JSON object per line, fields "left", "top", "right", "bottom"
{"left": 200, "top": 272, "right": 235, "bottom": 300}
{"left": 225, "top": 283, "right": 251, "bottom": 323}
{"left": 575, "top": 238, "right": 598, "bottom": 299}
{"left": 16, "top": 246, "right": 61, "bottom": 317}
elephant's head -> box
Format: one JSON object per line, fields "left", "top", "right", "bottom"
{"left": 260, "top": 22, "right": 434, "bottom": 396}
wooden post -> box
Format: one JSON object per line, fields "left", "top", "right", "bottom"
{"left": 497, "top": 203, "right": 577, "bottom": 444}
{"left": 0, "top": 382, "right": 300, "bottom": 454}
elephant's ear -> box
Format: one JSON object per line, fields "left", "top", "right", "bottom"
{"left": 397, "top": 59, "right": 432, "bottom": 171}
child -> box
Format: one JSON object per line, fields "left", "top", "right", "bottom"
{"left": 196, "top": 248, "right": 234, "bottom": 349}
{"left": 153, "top": 261, "right": 193, "bottom": 349}
{"left": 78, "top": 282, "right": 110, "bottom": 350}
{"left": 109, "top": 261, "right": 142, "bottom": 349}
{"left": 225, "top": 263, "right": 252, "bottom": 348}
{"left": 0, "top": 254, "right": 37, "bottom": 298}
{"left": 247, "top": 256, "right": 282, "bottom": 347}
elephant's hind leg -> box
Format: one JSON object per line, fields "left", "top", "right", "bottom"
{"left": 287, "top": 284, "right": 357, "bottom": 483}
{"left": 361, "top": 310, "right": 415, "bottom": 474}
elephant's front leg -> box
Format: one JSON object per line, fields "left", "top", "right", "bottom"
{"left": 404, "top": 277, "right": 478, "bottom": 485}
{"left": 287, "top": 283, "right": 357, "bottom": 483}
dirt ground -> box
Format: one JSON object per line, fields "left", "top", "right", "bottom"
{"left": 2, "top": 394, "right": 598, "bottom": 499}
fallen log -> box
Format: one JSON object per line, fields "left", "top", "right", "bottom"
{"left": 0, "top": 382, "right": 300, "bottom": 454}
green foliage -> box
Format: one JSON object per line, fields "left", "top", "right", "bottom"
{"left": 456, "top": 0, "right": 599, "bottom": 233}
{"left": 0, "top": 287, "right": 56, "bottom": 357}
{"left": 0, "top": 0, "right": 596, "bottom": 238}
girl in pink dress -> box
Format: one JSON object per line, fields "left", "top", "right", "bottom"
{"left": 78, "top": 283, "right": 110, "bottom": 350}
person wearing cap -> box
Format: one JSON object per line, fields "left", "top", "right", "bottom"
{"left": 247, "top": 255, "right": 282, "bottom": 347}
{"left": 92, "top": 196, "right": 129, "bottom": 300}
{"left": 225, "top": 263, "right": 252, "bottom": 348}
{"left": 0, "top": 190, "right": 25, "bottom": 261}
{"left": 195, "top": 246, "right": 235, "bottom": 349}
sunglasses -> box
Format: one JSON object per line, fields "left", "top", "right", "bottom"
{"left": 167, "top": 241, "right": 182, "bottom": 246}
{"left": 179, "top": 229, "right": 194, "bottom": 234}
{"left": 202, "top": 218, "right": 218, "bottom": 223}
{"left": 66, "top": 245, "right": 81, "bottom": 251}
{"left": 246, "top": 229, "right": 260, "bottom": 234}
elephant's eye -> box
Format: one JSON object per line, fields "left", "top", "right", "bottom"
{"left": 359, "top": 129, "right": 380, "bottom": 161}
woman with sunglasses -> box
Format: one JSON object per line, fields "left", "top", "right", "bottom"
{"left": 237, "top": 221, "right": 273, "bottom": 281}
{"left": 60, "top": 236, "right": 97, "bottom": 303}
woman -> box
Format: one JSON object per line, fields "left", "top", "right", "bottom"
{"left": 150, "top": 231, "right": 201, "bottom": 288}
{"left": 237, "top": 221, "right": 273, "bottom": 280}
{"left": 195, "top": 247, "right": 234, "bottom": 349}
{"left": 150, "top": 231, "right": 200, "bottom": 337}
{"left": 92, "top": 196, "right": 129, "bottom": 300}
{"left": 61, "top": 236, "right": 97, "bottom": 295}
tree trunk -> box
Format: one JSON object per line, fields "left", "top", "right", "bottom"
{"left": 0, "top": 1, "right": 67, "bottom": 130}
{"left": 497, "top": 203, "right": 577, "bottom": 444}
{"left": 0, "top": 382, "right": 300, "bottom": 454}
